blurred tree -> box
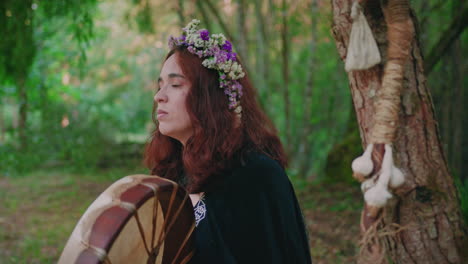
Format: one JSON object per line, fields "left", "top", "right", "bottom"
{"left": 414, "top": 0, "right": 468, "bottom": 182}
{"left": 0, "top": 0, "right": 35, "bottom": 149}
{"left": 176, "top": 0, "right": 185, "bottom": 28}
{"left": 0, "top": 0, "right": 96, "bottom": 149}
{"left": 331, "top": 0, "right": 467, "bottom": 263}
{"left": 128, "top": 0, "right": 351, "bottom": 180}
{"left": 423, "top": 3, "right": 467, "bottom": 75}
{"left": 280, "top": 0, "right": 291, "bottom": 150}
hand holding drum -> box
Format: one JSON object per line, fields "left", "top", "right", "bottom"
{"left": 58, "top": 175, "right": 195, "bottom": 264}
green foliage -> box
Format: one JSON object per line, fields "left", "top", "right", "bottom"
{"left": 0, "top": 0, "right": 353, "bottom": 178}
{"left": 0, "top": 0, "right": 35, "bottom": 83}
{"left": 0, "top": 0, "right": 97, "bottom": 85}
{"left": 1, "top": 0, "right": 464, "bottom": 187}
{"left": 0, "top": 102, "right": 116, "bottom": 175}
{"left": 0, "top": 0, "right": 160, "bottom": 175}
{"left": 246, "top": 1, "right": 351, "bottom": 179}
{"left": 455, "top": 177, "right": 468, "bottom": 224}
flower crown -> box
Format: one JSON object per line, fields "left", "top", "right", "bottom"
{"left": 168, "top": 19, "right": 245, "bottom": 112}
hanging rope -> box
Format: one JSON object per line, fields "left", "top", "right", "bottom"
{"left": 351, "top": 0, "right": 413, "bottom": 215}
{"left": 347, "top": 1, "right": 415, "bottom": 262}
{"left": 370, "top": 0, "right": 414, "bottom": 144}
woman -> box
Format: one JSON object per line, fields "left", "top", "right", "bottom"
{"left": 144, "top": 20, "right": 312, "bottom": 264}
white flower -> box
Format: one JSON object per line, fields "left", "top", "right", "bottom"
{"left": 202, "top": 57, "right": 216, "bottom": 69}
{"left": 170, "top": 19, "right": 245, "bottom": 110}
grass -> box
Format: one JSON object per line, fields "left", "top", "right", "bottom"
{"left": 8, "top": 167, "right": 468, "bottom": 263}
{"left": 0, "top": 166, "right": 363, "bottom": 263}
{"left": 0, "top": 166, "right": 146, "bottom": 263}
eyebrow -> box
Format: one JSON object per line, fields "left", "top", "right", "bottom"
{"left": 158, "top": 73, "right": 186, "bottom": 83}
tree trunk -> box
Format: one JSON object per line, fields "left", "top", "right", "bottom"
{"left": 195, "top": 0, "right": 212, "bottom": 33}
{"left": 18, "top": 77, "right": 28, "bottom": 150}
{"left": 449, "top": 37, "right": 464, "bottom": 181}
{"left": 424, "top": 2, "right": 468, "bottom": 75}
{"left": 298, "top": 0, "right": 318, "bottom": 178}
{"left": 236, "top": 0, "right": 248, "bottom": 64}
{"left": 254, "top": 0, "right": 275, "bottom": 112}
{"left": 331, "top": 0, "right": 467, "bottom": 263}
{"left": 440, "top": 1, "right": 465, "bottom": 181}
{"left": 280, "top": 0, "right": 291, "bottom": 152}
{"left": 176, "top": 0, "right": 185, "bottom": 28}
{"left": 0, "top": 97, "right": 4, "bottom": 143}
{"left": 202, "top": 0, "right": 235, "bottom": 44}
{"left": 254, "top": 0, "right": 268, "bottom": 91}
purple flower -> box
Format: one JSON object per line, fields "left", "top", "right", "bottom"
{"left": 229, "top": 101, "right": 236, "bottom": 109}
{"left": 222, "top": 40, "right": 232, "bottom": 52}
{"left": 168, "top": 20, "right": 245, "bottom": 109}
{"left": 220, "top": 81, "right": 227, "bottom": 88}
{"left": 200, "top": 29, "right": 210, "bottom": 41}
{"left": 205, "top": 46, "right": 219, "bottom": 57}
{"left": 227, "top": 52, "right": 237, "bottom": 61}
{"left": 215, "top": 51, "right": 228, "bottom": 64}
{"left": 168, "top": 36, "right": 177, "bottom": 48}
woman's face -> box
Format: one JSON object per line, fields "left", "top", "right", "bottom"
{"left": 154, "top": 54, "right": 193, "bottom": 145}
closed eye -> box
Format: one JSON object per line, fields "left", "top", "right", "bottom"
{"left": 155, "top": 79, "right": 162, "bottom": 92}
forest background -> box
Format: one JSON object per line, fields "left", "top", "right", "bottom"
{"left": 0, "top": 0, "right": 466, "bottom": 263}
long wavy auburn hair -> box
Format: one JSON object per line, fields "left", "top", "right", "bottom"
{"left": 144, "top": 47, "right": 287, "bottom": 193}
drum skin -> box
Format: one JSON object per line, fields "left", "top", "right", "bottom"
{"left": 58, "top": 175, "right": 195, "bottom": 264}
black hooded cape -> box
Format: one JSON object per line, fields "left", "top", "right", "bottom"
{"left": 190, "top": 152, "right": 312, "bottom": 264}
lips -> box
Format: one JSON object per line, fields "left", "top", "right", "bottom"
{"left": 157, "top": 109, "right": 168, "bottom": 119}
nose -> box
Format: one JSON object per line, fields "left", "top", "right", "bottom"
{"left": 154, "top": 88, "right": 167, "bottom": 103}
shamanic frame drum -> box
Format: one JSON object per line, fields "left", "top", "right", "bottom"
{"left": 58, "top": 175, "right": 195, "bottom": 264}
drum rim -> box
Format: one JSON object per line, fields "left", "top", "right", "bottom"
{"left": 71, "top": 175, "right": 195, "bottom": 264}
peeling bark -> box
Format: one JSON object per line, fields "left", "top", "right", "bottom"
{"left": 331, "top": 0, "right": 468, "bottom": 263}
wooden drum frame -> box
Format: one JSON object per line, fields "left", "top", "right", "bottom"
{"left": 58, "top": 175, "right": 195, "bottom": 264}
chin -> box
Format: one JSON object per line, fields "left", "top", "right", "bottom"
{"left": 159, "top": 126, "right": 178, "bottom": 140}
{"left": 158, "top": 125, "right": 171, "bottom": 137}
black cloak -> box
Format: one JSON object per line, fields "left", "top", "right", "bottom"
{"left": 190, "top": 152, "right": 312, "bottom": 264}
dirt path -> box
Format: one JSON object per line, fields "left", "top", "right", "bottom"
{"left": 299, "top": 182, "right": 362, "bottom": 263}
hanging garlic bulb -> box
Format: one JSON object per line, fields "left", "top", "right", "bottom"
{"left": 364, "top": 144, "right": 393, "bottom": 207}
{"left": 361, "top": 178, "right": 376, "bottom": 193}
{"left": 364, "top": 183, "right": 393, "bottom": 207}
{"left": 389, "top": 166, "right": 405, "bottom": 188}
{"left": 352, "top": 143, "right": 374, "bottom": 181}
